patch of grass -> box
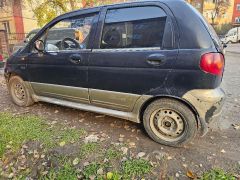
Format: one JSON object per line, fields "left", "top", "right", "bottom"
{"left": 0, "top": 113, "right": 85, "bottom": 157}
{"left": 40, "top": 160, "right": 78, "bottom": 180}
{"left": 106, "top": 148, "right": 122, "bottom": 160}
{"left": 79, "top": 143, "right": 98, "bottom": 158}
{"left": 122, "top": 159, "right": 152, "bottom": 178}
{"left": 82, "top": 162, "right": 100, "bottom": 179}
{"left": 58, "top": 128, "right": 85, "bottom": 144}
{"left": 200, "top": 169, "right": 236, "bottom": 180}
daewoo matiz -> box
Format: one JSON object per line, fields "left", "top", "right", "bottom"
{"left": 4, "top": 0, "right": 225, "bottom": 147}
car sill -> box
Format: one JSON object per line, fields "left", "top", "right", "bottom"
{"left": 33, "top": 95, "right": 137, "bottom": 122}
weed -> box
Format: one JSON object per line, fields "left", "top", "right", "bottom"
{"left": 82, "top": 162, "right": 100, "bottom": 179}
{"left": 79, "top": 142, "right": 98, "bottom": 158}
{"left": 106, "top": 148, "right": 122, "bottom": 160}
{"left": 200, "top": 168, "right": 236, "bottom": 180}
{"left": 40, "top": 160, "right": 78, "bottom": 180}
{"left": 122, "top": 159, "right": 152, "bottom": 178}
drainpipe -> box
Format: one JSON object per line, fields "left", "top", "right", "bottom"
{"left": 12, "top": 0, "right": 25, "bottom": 41}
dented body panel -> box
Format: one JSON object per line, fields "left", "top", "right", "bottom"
{"left": 183, "top": 88, "right": 225, "bottom": 130}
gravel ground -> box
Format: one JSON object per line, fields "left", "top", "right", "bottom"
{"left": 0, "top": 53, "right": 239, "bottom": 179}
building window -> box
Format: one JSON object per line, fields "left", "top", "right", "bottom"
{"left": 237, "top": 4, "right": 240, "bottom": 11}
{"left": 235, "top": 17, "right": 240, "bottom": 23}
{"left": 2, "top": 21, "right": 11, "bottom": 33}
{"left": 0, "top": 0, "right": 6, "bottom": 8}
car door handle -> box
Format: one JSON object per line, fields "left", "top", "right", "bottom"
{"left": 69, "top": 54, "right": 82, "bottom": 64}
{"left": 147, "top": 54, "right": 166, "bottom": 66}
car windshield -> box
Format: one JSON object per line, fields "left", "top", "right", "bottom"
{"left": 47, "top": 29, "right": 75, "bottom": 41}
{"left": 26, "top": 31, "right": 38, "bottom": 40}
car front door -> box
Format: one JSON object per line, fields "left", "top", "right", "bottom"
{"left": 26, "top": 12, "right": 99, "bottom": 104}
{"left": 88, "top": 3, "right": 178, "bottom": 111}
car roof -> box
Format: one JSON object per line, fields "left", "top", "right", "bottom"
{"left": 61, "top": 0, "right": 185, "bottom": 16}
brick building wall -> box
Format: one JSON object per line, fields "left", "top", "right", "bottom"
{"left": 232, "top": 0, "right": 240, "bottom": 25}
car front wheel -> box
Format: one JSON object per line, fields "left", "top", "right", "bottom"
{"left": 8, "top": 76, "right": 34, "bottom": 107}
{"left": 143, "top": 98, "right": 197, "bottom": 147}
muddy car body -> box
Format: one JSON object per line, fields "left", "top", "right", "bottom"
{"left": 4, "top": 0, "right": 225, "bottom": 147}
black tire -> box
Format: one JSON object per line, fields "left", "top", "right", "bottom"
{"left": 143, "top": 98, "right": 197, "bottom": 147}
{"left": 8, "top": 76, "right": 34, "bottom": 107}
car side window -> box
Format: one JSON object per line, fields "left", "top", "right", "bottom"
{"left": 101, "top": 6, "right": 167, "bottom": 49}
{"left": 35, "top": 14, "right": 96, "bottom": 52}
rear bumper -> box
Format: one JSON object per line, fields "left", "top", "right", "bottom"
{"left": 183, "top": 87, "right": 225, "bottom": 134}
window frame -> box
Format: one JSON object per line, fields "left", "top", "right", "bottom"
{"left": 93, "top": 2, "right": 177, "bottom": 51}
{"left": 42, "top": 13, "right": 98, "bottom": 53}
{"left": 101, "top": 7, "right": 168, "bottom": 50}
{"left": 237, "top": 4, "right": 240, "bottom": 11}
{"left": 26, "top": 8, "right": 100, "bottom": 54}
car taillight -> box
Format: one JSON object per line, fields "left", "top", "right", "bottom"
{"left": 200, "top": 53, "right": 224, "bottom": 76}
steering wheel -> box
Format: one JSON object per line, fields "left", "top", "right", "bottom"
{"left": 60, "top": 38, "right": 80, "bottom": 50}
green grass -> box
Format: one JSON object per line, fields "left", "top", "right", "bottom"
{"left": 79, "top": 142, "right": 98, "bottom": 159}
{"left": 40, "top": 160, "right": 78, "bottom": 180}
{"left": 106, "top": 148, "right": 122, "bottom": 160}
{"left": 0, "top": 113, "right": 85, "bottom": 157}
{"left": 122, "top": 159, "right": 152, "bottom": 178}
{"left": 82, "top": 162, "right": 101, "bottom": 179}
{"left": 200, "top": 169, "right": 236, "bottom": 180}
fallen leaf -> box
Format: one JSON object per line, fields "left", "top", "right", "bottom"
{"left": 232, "top": 124, "right": 240, "bottom": 130}
{"left": 187, "top": 170, "right": 197, "bottom": 179}
{"left": 107, "top": 172, "right": 113, "bottom": 179}
{"left": 97, "top": 168, "right": 104, "bottom": 175}
{"left": 59, "top": 141, "right": 66, "bottom": 147}
{"left": 175, "top": 173, "right": 180, "bottom": 177}
{"left": 137, "top": 152, "right": 146, "bottom": 158}
{"left": 73, "top": 158, "right": 79, "bottom": 165}
{"left": 221, "top": 149, "right": 226, "bottom": 153}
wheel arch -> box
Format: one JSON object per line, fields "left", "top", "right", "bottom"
{"left": 139, "top": 95, "right": 200, "bottom": 127}
{"left": 5, "top": 71, "right": 24, "bottom": 83}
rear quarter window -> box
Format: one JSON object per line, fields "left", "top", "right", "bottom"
{"left": 101, "top": 6, "right": 167, "bottom": 49}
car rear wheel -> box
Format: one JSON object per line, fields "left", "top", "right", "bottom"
{"left": 8, "top": 76, "right": 34, "bottom": 107}
{"left": 143, "top": 98, "right": 197, "bottom": 147}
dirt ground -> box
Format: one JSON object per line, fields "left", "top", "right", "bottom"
{"left": 0, "top": 53, "right": 240, "bottom": 179}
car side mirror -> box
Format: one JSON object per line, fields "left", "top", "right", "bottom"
{"left": 34, "top": 40, "right": 45, "bottom": 52}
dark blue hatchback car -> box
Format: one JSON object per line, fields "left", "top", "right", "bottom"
{"left": 4, "top": 0, "right": 225, "bottom": 147}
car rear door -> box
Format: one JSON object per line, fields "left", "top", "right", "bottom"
{"left": 26, "top": 11, "right": 99, "bottom": 104}
{"left": 88, "top": 3, "right": 179, "bottom": 111}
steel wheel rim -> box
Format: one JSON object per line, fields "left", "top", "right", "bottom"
{"left": 12, "top": 81, "right": 26, "bottom": 102}
{"left": 149, "top": 108, "right": 185, "bottom": 142}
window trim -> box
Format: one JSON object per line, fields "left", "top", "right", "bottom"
{"left": 92, "top": 47, "right": 161, "bottom": 53}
